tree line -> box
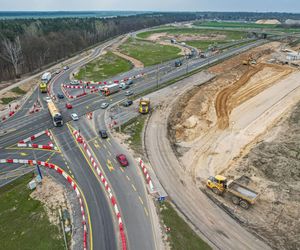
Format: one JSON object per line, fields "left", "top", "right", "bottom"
{"left": 0, "top": 13, "right": 198, "bottom": 82}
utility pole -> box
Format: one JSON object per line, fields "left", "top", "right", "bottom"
{"left": 186, "top": 59, "right": 189, "bottom": 74}
{"left": 33, "top": 150, "right": 43, "bottom": 179}
{"left": 156, "top": 64, "right": 159, "bottom": 89}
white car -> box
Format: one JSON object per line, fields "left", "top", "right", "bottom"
{"left": 45, "top": 97, "right": 52, "bottom": 103}
{"left": 100, "top": 102, "right": 109, "bottom": 109}
{"left": 63, "top": 66, "right": 69, "bottom": 70}
{"left": 70, "top": 80, "right": 79, "bottom": 85}
{"left": 71, "top": 113, "right": 79, "bottom": 121}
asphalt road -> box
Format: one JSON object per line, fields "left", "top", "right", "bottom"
{"left": 0, "top": 35, "right": 272, "bottom": 250}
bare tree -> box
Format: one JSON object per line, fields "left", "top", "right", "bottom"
{"left": 0, "top": 36, "right": 23, "bottom": 77}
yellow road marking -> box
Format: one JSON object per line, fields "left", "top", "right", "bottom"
{"left": 86, "top": 106, "right": 89, "bottom": 109}
{"left": 94, "top": 141, "right": 100, "bottom": 148}
{"left": 120, "top": 167, "right": 124, "bottom": 173}
{"left": 46, "top": 151, "right": 56, "bottom": 162}
{"left": 107, "top": 159, "right": 114, "bottom": 172}
{"left": 5, "top": 147, "right": 58, "bottom": 152}
{"left": 20, "top": 152, "right": 28, "bottom": 156}
{"left": 66, "top": 124, "right": 94, "bottom": 250}
{"left": 126, "top": 175, "right": 130, "bottom": 181}
{"left": 139, "top": 196, "right": 144, "bottom": 205}
{"left": 131, "top": 184, "right": 137, "bottom": 191}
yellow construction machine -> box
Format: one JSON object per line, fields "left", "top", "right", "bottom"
{"left": 139, "top": 98, "right": 150, "bottom": 114}
{"left": 206, "top": 175, "right": 259, "bottom": 209}
{"left": 242, "top": 54, "right": 257, "bottom": 65}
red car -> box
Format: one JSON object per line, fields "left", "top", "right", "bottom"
{"left": 65, "top": 103, "right": 73, "bottom": 109}
{"left": 116, "top": 154, "right": 128, "bottom": 167}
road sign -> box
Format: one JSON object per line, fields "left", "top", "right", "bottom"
{"left": 158, "top": 196, "right": 166, "bottom": 202}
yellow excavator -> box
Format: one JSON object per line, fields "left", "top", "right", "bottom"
{"left": 206, "top": 175, "right": 259, "bottom": 209}
{"left": 242, "top": 54, "right": 257, "bottom": 66}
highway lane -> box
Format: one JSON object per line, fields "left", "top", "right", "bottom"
{"left": 70, "top": 114, "right": 155, "bottom": 250}
{"left": 0, "top": 39, "right": 266, "bottom": 147}
{"left": 52, "top": 125, "right": 118, "bottom": 250}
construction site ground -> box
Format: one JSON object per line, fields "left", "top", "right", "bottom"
{"left": 168, "top": 41, "right": 300, "bottom": 249}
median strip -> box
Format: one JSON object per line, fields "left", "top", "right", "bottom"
{"left": 72, "top": 130, "right": 127, "bottom": 250}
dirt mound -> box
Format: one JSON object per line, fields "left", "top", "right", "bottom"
{"left": 224, "top": 102, "right": 300, "bottom": 249}
{"left": 31, "top": 177, "right": 70, "bottom": 225}
{"left": 256, "top": 19, "right": 281, "bottom": 25}
{"left": 147, "top": 32, "right": 226, "bottom": 42}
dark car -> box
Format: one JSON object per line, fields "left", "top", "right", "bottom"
{"left": 57, "top": 93, "right": 64, "bottom": 99}
{"left": 116, "top": 154, "right": 128, "bottom": 167}
{"left": 123, "top": 100, "right": 133, "bottom": 107}
{"left": 99, "top": 130, "right": 108, "bottom": 139}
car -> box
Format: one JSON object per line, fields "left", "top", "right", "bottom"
{"left": 100, "top": 102, "right": 109, "bottom": 109}
{"left": 65, "top": 103, "right": 72, "bottom": 109}
{"left": 126, "top": 79, "right": 134, "bottom": 85}
{"left": 116, "top": 154, "right": 128, "bottom": 167}
{"left": 57, "top": 93, "right": 64, "bottom": 99}
{"left": 123, "top": 100, "right": 133, "bottom": 107}
{"left": 99, "top": 130, "right": 108, "bottom": 139}
{"left": 45, "top": 97, "right": 52, "bottom": 103}
{"left": 125, "top": 90, "right": 133, "bottom": 96}
{"left": 71, "top": 113, "right": 79, "bottom": 121}
{"left": 70, "top": 80, "right": 79, "bottom": 85}
{"left": 63, "top": 66, "right": 69, "bottom": 70}
{"left": 55, "top": 69, "right": 61, "bottom": 74}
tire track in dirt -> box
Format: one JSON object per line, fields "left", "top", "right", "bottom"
{"left": 215, "top": 64, "right": 293, "bottom": 130}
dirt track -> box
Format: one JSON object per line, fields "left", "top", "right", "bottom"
{"left": 216, "top": 64, "right": 293, "bottom": 129}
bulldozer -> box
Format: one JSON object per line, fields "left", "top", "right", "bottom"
{"left": 206, "top": 175, "right": 259, "bottom": 209}
{"left": 242, "top": 54, "right": 257, "bottom": 66}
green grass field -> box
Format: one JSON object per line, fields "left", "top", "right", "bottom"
{"left": 121, "top": 115, "right": 147, "bottom": 155}
{"left": 119, "top": 38, "right": 181, "bottom": 66}
{"left": 160, "top": 202, "right": 211, "bottom": 250}
{"left": 185, "top": 40, "right": 228, "bottom": 50}
{"left": 137, "top": 28, "right": 246, "bottom": 41}
{"left": 75, "top": 51, "right": 133, "bottom": 81}
{"left": 11, "top": 86, "right": 26, "bottom": 95}
{"left": 194, "top": 21, "right": 278, "bottom": 29}
{"left": 1, "top": 96, "right": 18, "bottom": 104}
{"left": 0, "top": 174, "right": 64, "bottom": 250}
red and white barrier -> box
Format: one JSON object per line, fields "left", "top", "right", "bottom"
{"left": 1, "top": 104, "right": 20, "bottom": 122}
{"left": 62, "top": 84, "right": 97, "bottom": 89}
{"left": 18, "top": 130, "right": 58, "bottom": 151}
{"left": 75, "top": 72, "right": 145, "bottom": 85}
{"left": 62, "top": 85, "right": 99, "bottom": 100}
{"left": 138, "top": 158, "right": 155, "bottom": 193}
{"left": 73, "top": 130, "right": 127, "bottom": 250}
{"left": 0, "top": 158, "right": 88, "bottom": 250}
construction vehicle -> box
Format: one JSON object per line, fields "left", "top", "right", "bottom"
{"left": 206, "top": 175, "right": 259, "bottom": 209}
{"left": 242, "top": 54, "right": 257, "bottom": 65}
{"left": 39, "top": 82, "right": 47, "bottom": 93}
{"left": 100, "top": 83, "right": 119, "bottom": 96}
{"left": 139, "top": 98, "right": 150, "bottom": 114}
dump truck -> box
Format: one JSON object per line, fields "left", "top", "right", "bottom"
{"left": 101, "top": 83, "right": 119, "bottom": 96}
{"left": 242, "top": 54, "right": 257, "bottom": 65}
{"left": 139, "top": 98, "right": 150, "bottom": 114}
{"left": 39, "top": 82, "right": 47, "bottom": 93}
{"left": 206, "top": 175, "right": 259, "bottom": 209}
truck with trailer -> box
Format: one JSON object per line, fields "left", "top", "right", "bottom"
{"left": 206, "top": 175, "right": 259, "bottom": 209}
{"left": 47, "top": 100, "right": 63, "bottom": 127}
{"left": 41, "top": 72, "right": 52, "bottom": 83}
{"left": 101, "top": 83, "right": 120, "bottom": 96}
